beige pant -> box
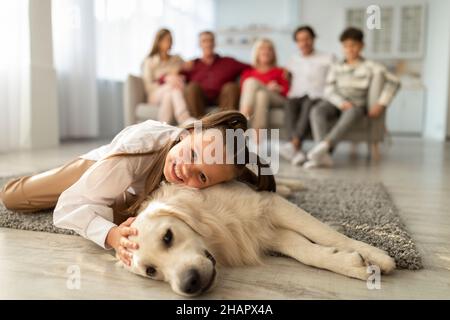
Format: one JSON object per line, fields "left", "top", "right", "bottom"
{"left": 149, "top": 83, "right": 192, "bottom": 124}
{"left": 0, "top": 158, "right": 136, "bottom": 225}
{"left": 239, "top": 78, "right": 287, "bottom": 129}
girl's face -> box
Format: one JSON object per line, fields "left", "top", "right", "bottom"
{"left": 257, "top": 43, "right": 275, "bottom": 66}
{"left": 159, "top": 34, "right": 172, "bottom": 54}
{"left": 163, "top": 130, "right": 237, "bottom": 189}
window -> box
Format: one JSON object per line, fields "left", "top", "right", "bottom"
{"left": 372, "top": 7, "right": 394, "bottom": 54}
{"left": 399, "top": 5, "right": 423, "bottom": 54}
{"left": 344, "top": 3, "right": 426, "bottom": 59}
{"left": 345, "top": 8, "right": 365, "bottom": 30}
{"left": 95, "top": 0, "right": 215, "bottom": 80}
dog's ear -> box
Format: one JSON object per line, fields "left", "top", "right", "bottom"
{"left": 153, "top": 208, "right": 213, "bottom": 238}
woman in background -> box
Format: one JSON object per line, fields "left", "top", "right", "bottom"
{"left": 239, "top": 38, "right": 290, "bottom": 144}
{"left": 142, "top": 28, "right": 194, "bottom": 125}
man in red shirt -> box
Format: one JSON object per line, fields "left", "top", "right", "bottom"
{"left": 183, "top": 31, "right": 250, "bottom": 118}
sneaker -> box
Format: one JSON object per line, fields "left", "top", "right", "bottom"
{"left": 279, "top": 142, "right": 296, "bottom": 161}
{"left": 307, "top": 141, "right": 330, "bottom": 162}
{"left": 303, "top": 153, "right": 334, "bottom": 169}
{"left": 302, "top": 160, "right": 319, "bottom": 169}
{"left": 291, "top": 151, "right": 306, "bottom": 166}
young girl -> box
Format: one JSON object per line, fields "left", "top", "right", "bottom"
{"left": 142, "top": 28, "right": 193, "bottom": 125}
{"left": 239, "top": 38, "right": 290, "bottom": 138}
{"left": 0, "top": 111, "right": 275, "bottom": 266}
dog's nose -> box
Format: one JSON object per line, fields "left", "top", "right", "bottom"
{"left": 204, "top": 250, "right": 216, "bottom": 266}
{"left": 180, "top": 269, "right": 202, "bottom": 295}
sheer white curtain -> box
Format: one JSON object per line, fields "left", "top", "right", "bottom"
{"left": 52, "top": 0, "right": 215, "bottom": 139}
{"left": 95, "top": 0, "right": 215, "bottom": 80}
{"left": 0, "top": 0, "right": 29, "bottom": 152}
{"left": 52, "top": 0, "right": 99, "bottom": 139}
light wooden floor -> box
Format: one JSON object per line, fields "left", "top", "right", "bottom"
{"left": 0, "top": 137, "right": 449, "bottom": 299}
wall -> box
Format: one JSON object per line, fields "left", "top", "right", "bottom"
{"left": 447, "top": 77, "right": 450, "bottom": 140}
{"left": 422, "top": 0, "right": 450, "bottom": 141}
{"left": 215, "top": 0, "right": 299, "bottom": 65}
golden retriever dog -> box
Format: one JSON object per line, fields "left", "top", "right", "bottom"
{"left": 120, "top": 181, "right": 396, "bottom": 296}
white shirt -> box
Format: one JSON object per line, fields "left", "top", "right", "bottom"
{"left": 287, "top": 51, "right": 335, "bottom": 99}
{"left": 53, "top": 120, "right": 182, "bottom": 249}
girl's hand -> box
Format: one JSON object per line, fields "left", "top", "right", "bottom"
{"left": 166, "top": 74, "right": 185, "bottom": 89}
{"left": 267, "top": 81, "right": 281, "bottom": 92}
{"left": 106, "top": 217, "right": 139, "bottom": 266}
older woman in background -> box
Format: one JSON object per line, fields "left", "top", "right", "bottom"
{"left": 142, "top": 28, "right": 194, "bottom": 125}
{"left": 239, "top": 39, "right": 290, "bottom": 144}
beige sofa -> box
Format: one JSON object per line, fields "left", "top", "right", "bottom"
{"left": 123, "top": 73, "right": 392, "bottom": 160}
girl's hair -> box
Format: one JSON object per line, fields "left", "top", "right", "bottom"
{"left": 148, "top": 28, "right": 172, "bottom": 58}
{"left": 108, "top": 111, "right": 276, "bottom": 217}
{"left": 251, "top": 38, "right": 277, "bottom": 67}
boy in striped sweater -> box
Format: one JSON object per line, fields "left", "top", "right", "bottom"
{"left": 304, "top": 27, "right": 400, "bottom": 169}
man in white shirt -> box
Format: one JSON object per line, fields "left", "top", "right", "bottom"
{"left": 280, "top": 26, "right": 335, "bottom": 165}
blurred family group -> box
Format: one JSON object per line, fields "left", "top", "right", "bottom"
{"left": 141, "top": 26, "right": 400, "bottom": 169}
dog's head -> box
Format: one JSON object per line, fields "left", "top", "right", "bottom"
{"left": 124, "top": 202, "right": 217, "bottom": 296}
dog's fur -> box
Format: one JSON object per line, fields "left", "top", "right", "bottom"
{"left": 121, "top": 181, "right": 396, "bottom": 296}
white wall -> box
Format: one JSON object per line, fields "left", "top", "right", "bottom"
{"left": 298, "top": 0, "right": 343, "bottom": 58}
{"left": 215, "top": 0, "right": 299, "bottom": 66}
{"left": 446, "top": 85, "right": 450, "bottom": 138}
{"left": 422, "top": 0, "right": 450, "bottom": 141}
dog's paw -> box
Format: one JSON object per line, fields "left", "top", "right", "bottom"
{"left": 339, "top": 250, "right": 373, "bottom": 281}
{"left": 348, "top": 266, "right": 371, "bottom": 281}
{"left": 328, "top": 249, "right": 368, "bottom": 280}
{"left": 351, "top": 241, "right": 396, "bottom": 274}
{"left": 276, "top": 185, "right": 293, "bottom": 198}
{"left": 371, "top": 253, "right": 396, "bottom": 274}
{"left": 350, "top": 251, "right": 368, "bottom": 267}
{"left": 345, "top": 252, "right": 371, "bottom": 281}
{"left": 359, "top": 248, "right": 396, "bottom": 274}
{"left": 321, "top": 248, "right": 370, "bottom": 281}
{"left": 329, "top": 249, "right": 364, "bottom": 266}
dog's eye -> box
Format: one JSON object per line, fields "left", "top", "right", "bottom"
{"left": 146, "top": 266, "right": 157, "bottom": 277}
{"left": 163, "top": 229, "right": 173, "bottom": 246}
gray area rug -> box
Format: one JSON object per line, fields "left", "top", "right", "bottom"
{"left": 0, "top": 176, "right": 422, "bottom": 270}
